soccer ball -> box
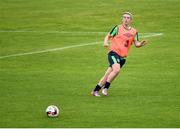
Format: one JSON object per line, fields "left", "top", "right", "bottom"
{"left": 46, "top": 105, "right": 60, "bottom": 117}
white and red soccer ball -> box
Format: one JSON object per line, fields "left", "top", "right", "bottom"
{"left": 46, "top": 105, "right": 59, "bottom": 117}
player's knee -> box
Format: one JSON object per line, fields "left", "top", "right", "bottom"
{"left": 113, "top": 67, "right": 120, "bottom": 74}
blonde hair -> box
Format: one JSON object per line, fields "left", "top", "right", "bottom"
{"left": 122, "top": 12, "right": 133, "bottom": 19}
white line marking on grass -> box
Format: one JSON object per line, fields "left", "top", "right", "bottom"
{"left": 0, "top": 30, "right": 163, "bottom": 36}
{"left": 0, "top": 32, "right": 163, "bottom": 59}
{"left": 0, "top": 30, "right": 106, "bottom": 35}
{"left": 141, "top": 33, "right": 163, "bottom": 38}
{"left": 0, "top": 42, "right": 101, "bottom": 59}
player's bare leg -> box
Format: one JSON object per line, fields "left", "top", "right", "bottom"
{"left": 106, "top": 63, "right": 120, "bottom": 83}
{"left": 91, "top": 67, "right": 112, "bottom": 97}
{"left": 102, "top": 63, "right": 121, "bottom": 96}
{"left": 98, "top": 67, "right": 113, "bottom": 86}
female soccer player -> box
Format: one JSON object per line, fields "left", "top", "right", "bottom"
{"left": 91, "top": 12, "right": 147, "bottom": 97}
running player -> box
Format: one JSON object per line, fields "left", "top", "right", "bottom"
{"left": 91, "top": 12, "right": 147, "bottom": 97}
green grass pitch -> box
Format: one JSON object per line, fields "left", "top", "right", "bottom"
{"left": 0, "top": 0, "right": 180, "bottom": 127}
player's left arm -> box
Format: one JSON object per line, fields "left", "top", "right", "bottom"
{"left": 134, "top": 40, "right": 147, "bottom": 48}
{"left": 133, "top": 32, "right": 148, "bottom": 48}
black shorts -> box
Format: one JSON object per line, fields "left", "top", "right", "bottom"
{"left": 108, "top": 51, "right": 126, "bottom": 68}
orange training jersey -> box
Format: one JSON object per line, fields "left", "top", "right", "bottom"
{"left": 109, "top": 25, "right": 137, "bottom": 57}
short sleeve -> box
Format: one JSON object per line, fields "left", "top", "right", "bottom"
{"left": 109, "top": 25, "right": 118, "bottom": 37}
{"left": 134, "top": 32, "right": 139, "bottom": 41}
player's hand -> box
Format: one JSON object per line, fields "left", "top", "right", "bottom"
{"left": 141, "top": 40, "right": 147, "bottom": 46}
{"left": 103, "top": 42, "right": 109, "bottom": 48}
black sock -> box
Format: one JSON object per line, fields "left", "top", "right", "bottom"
{"left": 93, "top": 84, "right": 101, "bottom": 91}
{"left": 104, "top": 82, "right": 111, "bottom": 89}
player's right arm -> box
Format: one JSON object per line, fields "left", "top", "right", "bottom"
{"left": 103, "top": 33, "right": 111, "bottom": 48}
{"left": 103, "top": 25, "right": 118, "bottom": 48}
